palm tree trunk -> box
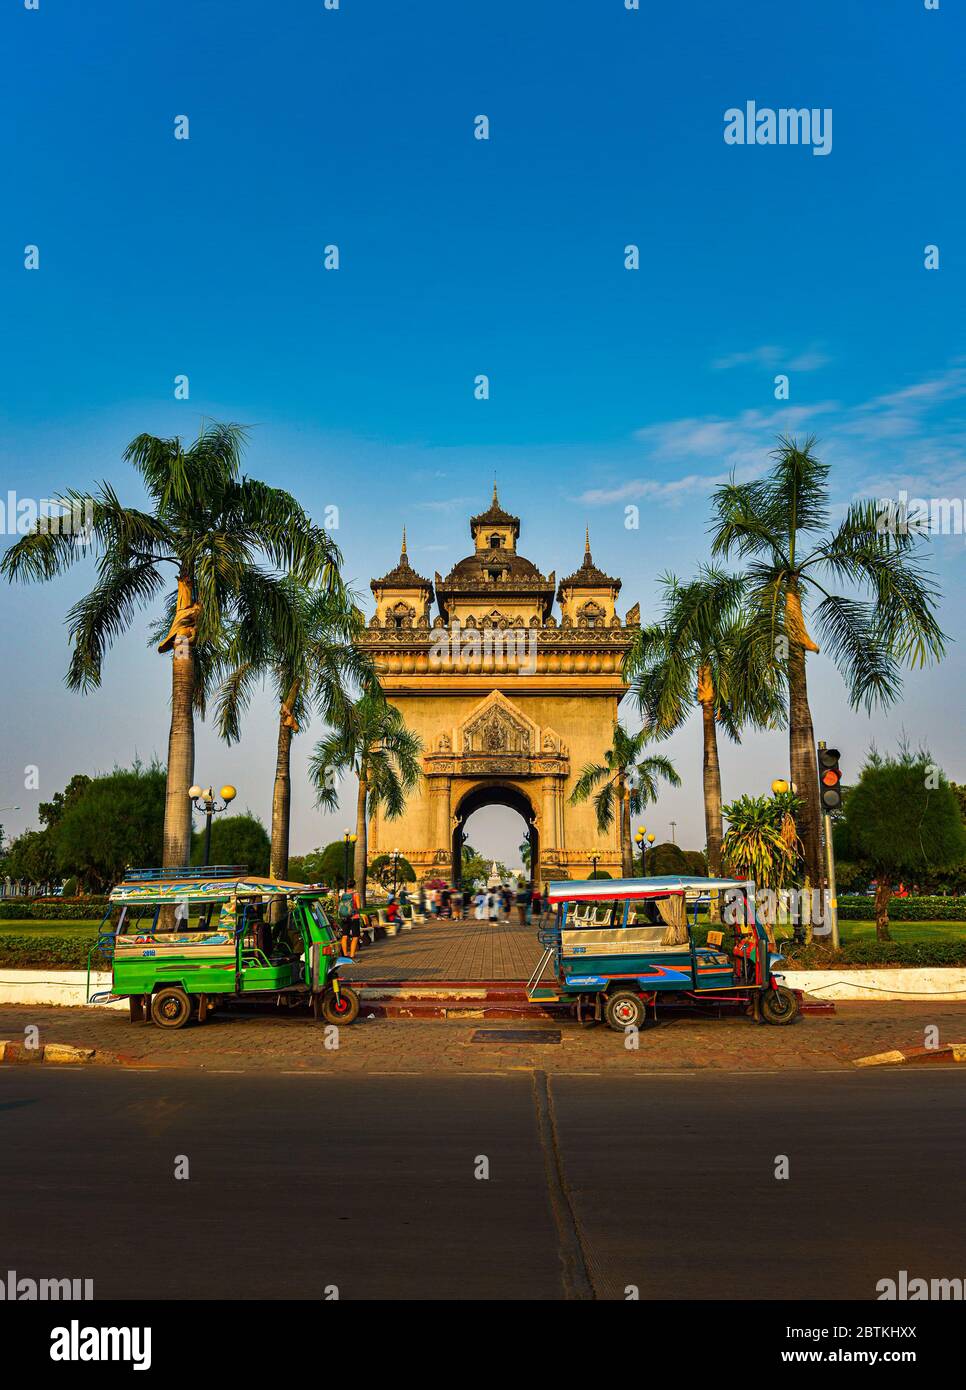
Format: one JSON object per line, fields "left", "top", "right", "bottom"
{"left": 270, "top": 717, "right": 294, "bottom": 881}
{"left": 619, "top": 779, "right": 633, "bottom": 879}
{"left": 353, "top": 772, "right": 369, "bottom": 906}
{"left": 788, "top": 642, "right": 823, "bottom": 889}
{"left": 162, "top": 648, "right": 195, "bottom": 866}
{"left": 700, "top": 697, "right": 724, "bottom": 921}
{"left": 873, "top": 879, "right": 893, "bottom": 942}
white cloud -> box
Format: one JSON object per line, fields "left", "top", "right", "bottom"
{"left": 577, "top": 366, "right": 966, "bottom": 512}
{"left": 712, "top": 345, "right": 830, "bottom": 372}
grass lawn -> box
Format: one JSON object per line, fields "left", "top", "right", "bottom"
{"left": 0, "top": 921, "right": 102, "bottom": 937}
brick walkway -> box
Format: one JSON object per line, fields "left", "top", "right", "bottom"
{"left": 350, "top": 913, "right": 543, "bottom": 982}
{"left": 1, "top": 1001, "right": 964, "bottom": 1073}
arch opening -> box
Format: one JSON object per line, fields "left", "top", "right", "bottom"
{"left": 451, "top": 783, "right": 539, "bottom": 891}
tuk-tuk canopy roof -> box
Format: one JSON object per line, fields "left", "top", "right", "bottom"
{"left": 109, "top": 870, "right": 326, "bottom": 905}
{"left": 546, "top": 875, "right": 748, "bottom": 904}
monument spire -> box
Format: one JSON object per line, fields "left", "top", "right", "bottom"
{"left": 401, "top": 525, "right": 407, "bottom": 558}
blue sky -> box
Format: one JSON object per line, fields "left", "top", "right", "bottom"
{"left": 1, "top": 0, "right": 964, "bottom": 862}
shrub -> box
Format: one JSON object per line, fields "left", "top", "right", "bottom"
{"left": 783, "top": 939, "right": 966, "bottom": 969}
{"left": 0, "top": 934, "right": 101, "bottom": 969}
{"left": 838, "top": 895, "right": 966, "bottom": 922}
{"left": 0, "top": 900, "right": 109, "bottom": 921}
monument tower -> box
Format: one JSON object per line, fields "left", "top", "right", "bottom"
{"left": 358, "top": 487, "right": 641, "bottom": 884}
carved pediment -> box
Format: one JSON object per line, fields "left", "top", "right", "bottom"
{"left": 458, "top": 690, "right": 539, "bottom": 757}
{"left": 464, "top": 705, "right": 531, "bottom": 755}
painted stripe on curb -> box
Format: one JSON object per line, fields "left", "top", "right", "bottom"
{"left": 853, "top": 1043, "right": 966, "bottom": 1067}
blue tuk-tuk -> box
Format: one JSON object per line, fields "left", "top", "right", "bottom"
{"left": 526, "top": 875, "right": 800, "bottom": 1031}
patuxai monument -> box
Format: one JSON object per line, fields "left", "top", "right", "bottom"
{"left": 357, "top": 487, "right": 642, "bottom": 886}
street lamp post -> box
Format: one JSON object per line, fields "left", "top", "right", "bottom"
{"left": 390, "top": 848, "right": 401, "bottom": 897}
{"left": 590, "top": 854, "right": 599, "bottom": 879}
{"left": 342, "top": 829, "right": 357, "bottom": 891}
{"left": 634, "top": 826, "right": 655, "bottom": 877}
{"left": 188, "top": 784, "right": 236, "bottom": 866}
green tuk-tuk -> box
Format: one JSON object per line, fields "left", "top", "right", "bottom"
{"left": 87, "top": 865, "right": 360, "bottom": 1029}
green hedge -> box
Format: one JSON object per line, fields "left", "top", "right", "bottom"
{"left": 784, "top": 939, "right": 966, "bottom": 969}
{"left": 838, "top": 895, "right": 966, "bottom": 922}
{"left": 0, "top": 934, "right": 101, "bottom": 969}
{"left": 0, "top": 900, "right": 109, "bottom": 921}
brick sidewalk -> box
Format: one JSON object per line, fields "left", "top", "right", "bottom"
{"left": 349, "top": 913, "right": 541, "bottom": 981}
{"left": 1, "top": 1001, "right": 963, "bottom": 1074}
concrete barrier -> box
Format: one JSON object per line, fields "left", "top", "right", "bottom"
{"left": 782, "top": 968, "right": 966, "bottom": 1001}
{"left": 1, "top": 966, "right": 965, "bottom": 1007}
{"left": 0, "top": 969, "right": 125, "bottom": 1009}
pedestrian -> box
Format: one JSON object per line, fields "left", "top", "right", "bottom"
{"left": 337, "top": 879, "right": 362, "bottom": 959}
{"left": 474, "top": 890, "right": 486, "bottom": 921}
{"left": 541, "top": 886, "right": 550, "bottom": 917}
{"left": 487, "top": 889, "right": 500, "bottom": 923}
{"left": 515, "top": 882, "right": 528, "bottom": 926}
{"left": 440, "top": 884, "right": 451, "bottom": 918}
{"left": 530, "top": 882, "right": 541, "bottom": 922}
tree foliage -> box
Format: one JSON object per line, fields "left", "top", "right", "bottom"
{"left": 191, "top": 812, "right": 270, "bottom": 875}
{"left": 53, "top": 764, "right": 167, "bottom": 892}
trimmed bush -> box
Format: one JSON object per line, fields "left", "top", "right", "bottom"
{"left": 0, "top": 900, "right": 109, "bottom": 921}
{"left": 838, "top": 895, "right": 966, "bottom": 922}
{"left": 0, "top": 934, "right": 101, "bottom": 969}
{"left": 784, "top": 939, "right": 966, "bottom": 969}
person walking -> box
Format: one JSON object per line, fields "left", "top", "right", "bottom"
{"left": 337, "top": 879, "right": 362, "bottom": 959}
{"left": 515, "top": 883, "right": 529, "bottom": 926}
{"left": 487, "top": 889, "right": 500, "bottom": 923}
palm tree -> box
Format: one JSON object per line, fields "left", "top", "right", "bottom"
{"left": 710, "top": 436, "right": 946, "bottom": 887}
{"left": 624, "top": 566, "right": 784, "bottom": 888}
{"left": 309, "top": 692, "right": 422, "bottom": 906}
{"left": 721, "top": 792, "right": 802, "bottom": 944}
{"left": 570, "top": 724, "right": 681, "bottom": 878}
{"left": 216, "top": 580, "right": 378, "bottom": 881}
{"left": 1, "top": 423, "right": 338, "bottom": 866}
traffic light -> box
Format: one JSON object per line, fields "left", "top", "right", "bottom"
{"left": 817, "top": 746, "right": 843, "bottom": 812}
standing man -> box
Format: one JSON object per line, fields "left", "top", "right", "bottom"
{"left": 337, "top": 879, "right": 362, "bottom": 959}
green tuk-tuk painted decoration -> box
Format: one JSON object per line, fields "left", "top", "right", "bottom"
{"left": 88, "top": 865, "right": 359, "bottom": 1029}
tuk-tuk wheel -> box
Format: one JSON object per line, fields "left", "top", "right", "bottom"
{"left": 759, "top": 985, "right": 800, "bottom": 1026}
{"left": 150, "top": 986, "right": 192, "bottom": 1030}
{"left": 604, "top": 991, "right": 646, "bottom": 1032}
{"left": 320, "top": 986, "right": 360, "bottom": 1025}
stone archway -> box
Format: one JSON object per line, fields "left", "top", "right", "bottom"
{"left": 451, "top": 782, "right": 539, "bottom": 890}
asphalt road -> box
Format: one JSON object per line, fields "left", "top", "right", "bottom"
{"left": 1, "top": 1067, "right": 964, "bottom": 1300}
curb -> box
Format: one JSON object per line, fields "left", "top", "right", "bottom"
{"left": 853, "top": 1042, "right": 966, "bottom": 1067}
{"left": 0, "top": 1039, "right": 120, "bottom": 1066}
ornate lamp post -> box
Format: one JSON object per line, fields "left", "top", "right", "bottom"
{"left": 188, "top": 785, "right": 236, "bottom": 867}
{"left": 390, "top": 848, "right": 401, "bottom": 897}
{"left": 590, "top": 853, "right": 600, "bottom": 880}
{"left": 342, "top": 829, "right": 357, "bottom": 890}
{"left": 634, "top": 826, "right": 656, "bottom": 876}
